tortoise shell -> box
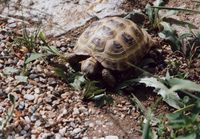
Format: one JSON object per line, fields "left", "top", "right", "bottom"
{"left": 74, "top": 17, "right": 153, "bottom": 71}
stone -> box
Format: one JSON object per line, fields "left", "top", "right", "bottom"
{"left": 55, "top": 133, "right": 61, "bottom": 139}
{"left": 24, "top": 116, "right": 31, "bottom": 123}
{"left": 72, "top": 107, "right": 80, "bottom": 115}
{"left": 1, "top": 0, "right": 125, "bottom": 37}
{"left": 34, "top": 88, "right": 40, "bottom": 94}
{"left": 8, "top": 23, "right": 17, "bottom": 28}
{"left": 24, "top": 94, "right": 35, "bottom": 101}
{"left": 71, "top": 128, "right": 82, "bottom": 136}
{"left": 35, "top": 120, "right": 42, "bottom": 127}
{"left": 82, "top": 137, "right": 89, "bottom": 139}
{"left": 59, "top": 127, "right": 66, "bottom": 136}
{"left": 105, "top": 136, "right": 119, "bottom": 139}
{"left": 30, "top": 115, "right": 38, "bottom": 122}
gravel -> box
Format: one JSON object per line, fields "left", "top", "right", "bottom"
{"left": 0, "top": 16, "right": 141, "bottom": 139}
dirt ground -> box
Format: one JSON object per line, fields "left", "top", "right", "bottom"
{"left": 50, "top": 0, "right": 200, "bottom": 138}
{"left": 1, "top": 0, "right": 200, "bottom": 138}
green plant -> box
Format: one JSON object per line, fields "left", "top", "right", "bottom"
{"left": 0, "top": 94, "right": 16, "bottom": 139}
{"left": 14, "top": 28, "right": 43, "bottom": 52}
{"left": 145, "top": 0, "right": 166, "bottom": 30}
{"left": 83, "top": 80, "right": 113, "bottom": 107}
{"left": 179, "top": 30, "right": 200, "bottom": 65}
{"left": 151, "top": 96, "right": 200, "bottom": 139}
{"left": 138, "top": 72, "right": 200, "bottom": 138}
{"left": 147, "top": 1, "right": 200, "bottom": 64}
{"left": 160, "top": 24, "right": 200, "bottom": 66}
{"left": 13, "top": 27, "right": 64, "bottom": 76}
{"left": 146, "top": 0, "right": 199, "bottom": 31}
{"left": 127, "top": 72, "right": 200, "bottom": 138}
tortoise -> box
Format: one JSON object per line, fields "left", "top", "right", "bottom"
{"left": 67, "top": 17, "right": 153, "bottom": 87}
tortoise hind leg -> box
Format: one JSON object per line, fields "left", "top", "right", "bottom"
{"left": 102, "top": 69, "right": 116, "bottom": 87}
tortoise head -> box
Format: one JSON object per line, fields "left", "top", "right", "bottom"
{"left": 81, "top": 57, "right": 99, "bottom": 77}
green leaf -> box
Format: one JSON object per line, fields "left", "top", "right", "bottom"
{"left": 24, "top": 53, "right": 48, "bottom": 64}
{"left": 8, "top": 94, "right": 15, "bottom": 104}
{"left": 168, "top": 78, "right": 200, "bottom": 92}
{"left": 3, "top": 67, "right": 19, "bottom": 75}
{"left": 176, "top": 134, "right": 196, "bottom": 139}
{"left": 153, "top": 0, "right": 165, "bottom": 6}
{"left": 160, "top": 5, "right": 185, "bottom": 18}
{"left": 48, "top": 46, "right": 61, "bottom": 56}
{"left": 139, "top": 77, "right": 181, "bottom": 109}
{"left": 152, "top": 6, "right": 200, "bottom": 14}
{"left": 116, "top": 78, "right": 138, "bottom": 90}
{"left": 83, "top": 80, "right": 105, "bottom": 100}
{"left": 166, "top": 112, "right": 181, "bottom": 120}
{"left": 53, "top": 67, "right": 67, "bottom": 80}
{"left": 163, "top": 17, "right": 198, "bottom": 29}
{"left": 142, "top": 117, "right": 151, "bottom": 139}
{"left": 158, "top": 22, "right": 181, "bottom": 51}
{"left": 145, "top": 4, "right": 154, "bottom": 24}
{"left": 93, "top": 95, "right": 113, "bottom": 107}
{"left": 179, "top": 32, "right": 193, "bottom": 41}
{"left": 15, "top": 75, "right": 28, "bottom": 83}
{"left": 70, "top": 75, "right": 86, "bottom": 90}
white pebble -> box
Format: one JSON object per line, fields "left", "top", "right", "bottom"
{"left": 71, "top": 128, "right": 81, "bottom": 136}
{"left": 73, "top": 107, "right": 80, "bottom": 115}
{"left": 24, "top": 94, "right": 35, "bottom": 101}
{"left": 105, "top": 136, "right": 119, "bottom": 139}
{"left": 59, "top": 127, "right": 66, "bottom": 136}
{"left": 55, "top": 133, "right": 61, "bottom": 139}
{"left": 34, "top": 88, "right": 40, "bottom": 94}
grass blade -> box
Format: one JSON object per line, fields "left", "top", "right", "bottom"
{"left": 25, "top": 53, "right": 48, "bottom": 64}
{"left": 152, "top": 6, "right": 200, "bottom": 14}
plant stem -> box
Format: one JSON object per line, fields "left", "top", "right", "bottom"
{"left": 152, "top": 6, "right": 200, "bottom": 14}
{"left": 173, "top": 104, "right": 195, "bottom": 113}
{"left": 192, "top": 0, "right": 200, "bottom": 4}
{"left": 1, "top": 101, "right": 15, "bottom": 131}
{"left": 126, "top": 62, "right": 157, "bottom": 78}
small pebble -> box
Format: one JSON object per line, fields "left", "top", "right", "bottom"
{"left": 34, "top": 88, "right": 40, "bottom": 94}
{"left": 73, "top": 107, "right": 80, "bottom": 115}
{"left": 24, "top": 116, "right": 31, "bottom": 123}
{"left": 105, "top": 136, "right": 119, "bottom": 139}
{"left": 30, "top": 115, "right": 38, "bottom": 122}
{"left": 59, "top": 127, "right": 66, "bottom": 136}
{"left": 8, "top": 23, "right": 17, "bottom": 28}
{"left": 35, "top": 120, "right": 42, "bottom": 127}
{"left": 24, "top": 94, "right": 35, "bottom": 101}
{"left": 55, "top": 133, "right": 61, "bottom": 139}
{"left": 71, "top": 128, "right": 82, "bottom": 136}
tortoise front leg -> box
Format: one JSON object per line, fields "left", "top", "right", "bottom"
{"left": 66, "top": 53, "right": 89, "bottom": 71}
{"left": 102, "top": 69, "right": 116, "bottom": 87}
{"left": 67, "top": 53, "right": 89, "bottom": 65}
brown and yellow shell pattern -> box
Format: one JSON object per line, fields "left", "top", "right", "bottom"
{"left": 74, "top": 17, "right": 153, "bottom": 71}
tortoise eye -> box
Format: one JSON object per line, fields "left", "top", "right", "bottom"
{"left": 121, "top": 32, "right": 136, "bottom": 46}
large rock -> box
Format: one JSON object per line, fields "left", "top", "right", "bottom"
{"left": 1, "top": 0, "right": 126, "bottom": 36}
